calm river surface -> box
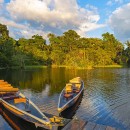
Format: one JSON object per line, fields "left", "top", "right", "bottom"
{"left": 0, "top": 68, "right": 130, "bottom": 130}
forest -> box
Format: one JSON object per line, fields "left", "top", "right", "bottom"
{"left": 0, "top": 23, "right": 130, "bottom": 69}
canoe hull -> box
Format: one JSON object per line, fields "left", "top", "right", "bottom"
{"left": 0, "top": 80, "right": 51, "bottom": 130}
{"left": 1, "top": 102, "right": 49, "bottom": 130}
{"left": 58, "top": 80, "right": 84, "bottom": 113}
{"left": 58, "top": 91, "right": 82, "bottom": 112}
{"left": 60, "top": 91, "right": 83, "bottom": 119}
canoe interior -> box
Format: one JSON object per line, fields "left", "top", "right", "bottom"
{"left": 60, "top": 91, "right": 83, "bottom": 119}
{"left": 58, "top": 81, "right": 84, "bottom": 109}
{"left": 0, "top": 80, "right": 69, "bottom": 129}
{"left": 1, "top": 92, "right": 48, "bottom": 122}
{"left": 1, "top": 102, "right": 49, "bottom": 130}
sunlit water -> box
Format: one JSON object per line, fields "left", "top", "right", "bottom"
{"left": 0, "top": 68, "right": 130, "bottom": 129}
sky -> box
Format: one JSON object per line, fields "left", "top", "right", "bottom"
{"left": 0, "top": 0, "right": 130, "bottom": 42}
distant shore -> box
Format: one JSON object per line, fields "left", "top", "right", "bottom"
{"left": 52, "top": 64, "right": 124, "bottom": 69}
{"left": 94, "top": 64, "right": 124, "bottom": 68}
{"left": 0, "top": 64, "right": 125, "bottom": 70}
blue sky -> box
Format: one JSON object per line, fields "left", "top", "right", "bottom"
{"left": 0, "top": 0, "right": 130, "bottom": 42}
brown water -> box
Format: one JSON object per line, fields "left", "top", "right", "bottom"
{"left": 0, "top": 67, "right": 130, "bottom": 129}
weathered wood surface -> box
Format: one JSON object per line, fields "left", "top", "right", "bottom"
{"left": 62, "top": 119, "right": 87, "bottom": 130}
{"left": 62, "top": 119, "right": 116, "bottom": 130}
{"left": 38, "top": 104, "right": 117, "bottom": 130}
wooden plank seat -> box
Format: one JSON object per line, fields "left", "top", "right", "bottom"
{"left": 0, "top": 92, "right": 16, "bottom": 96}
{"left": 0, "top": 88, "right": 19, "bottom": 93}
{"left": 73, "top": 83, "right": 81, "bottom": 93}
{"left": 0, "top": 87, "right": 13, "bottom": 90}
{"left": 14, "top": 98, "right": 30, "bottom": 112}
{"left": 64, "top": 83, "right": 73, "bottom": 98}
{"left": 14, "top": 98, "right": 26, "bottom": 104}
{"left": 69, "top": 77, "right": 81, "bottom": 93}
{"left": 0, "top": 80, "right": 4, "bottom": 82}
{"left": 0, "top": 84, "right": 12, "bottom": 87}
{"left": 0, "top": 80, "right": 18, "bottom": 95}
{"left": 0, "top": 82, "right": 9, "bottom": 85}
{"left": 2, "top": 95, "right": 19, "bottom": 100}
{"left": 69, "top": 78, "right": 81, "bottom": 84}
{"left": 64, "top": 93, "right": 73, "bottom": 98}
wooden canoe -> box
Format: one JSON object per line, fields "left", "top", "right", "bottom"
{"left": 58, "top": 77, "right": 84, "bottom": 113}
{"left": 0, "top": 81, "right": 51, "bottom": 129}
{"left": 0, "top": 80, "right": 67, "bottom": 129}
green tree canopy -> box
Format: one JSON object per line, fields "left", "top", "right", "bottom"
{"left": 1, "top": 23, "right": 130, "bottom": 68}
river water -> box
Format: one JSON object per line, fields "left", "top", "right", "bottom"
{"left": 0, "top": 68, "right": 130, "bottom": 130}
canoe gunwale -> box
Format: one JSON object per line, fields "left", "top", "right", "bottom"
{"left": 0, "top": 92, "right": 51, "bottom": 126}
{"left": 58, "top": 80, "right": 84, "bottom": 112}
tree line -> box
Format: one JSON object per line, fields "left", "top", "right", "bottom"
{"left": 0, "top": 23, "right": 130, "bottom": 69}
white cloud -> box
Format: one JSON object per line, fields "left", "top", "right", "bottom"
{"left": 77, "top": 23, "right": 106, "bottom": 36}
{"left": 8, "top": 24, "right": 48, "bottom": 39}
{"left": 20, "top": 28, "right": 48, "bottom": 39}
{"left": 109, "top": 3, "right": 130, "bottom": 41}
{"left": 0, "top": 0, "right": 3, "bottom": 3}
{"left": 0, "top": 0, "right": 4, "bottom": 10}
{"left": 0, "top": 16, "right": 48, "bottom": 39}
{"left": 114, "top": 0, "right": 123, "bottom": 4}
{"left": 107, "top": 1, "right": 113, "bottom": 6}
{"left": 7, "top": 0, "right": 79, "bottom": 27}
{"left": 0, "top": 17, "right": 27, "bottom": 29}
{"left": 85, "top": 4, "right": 98, "bottom": 13}
{"left": 107, "top": 0, "right": 123, "bottom": 6}
{"left": 4, "top": 0, "right": 105, "bottom": 38}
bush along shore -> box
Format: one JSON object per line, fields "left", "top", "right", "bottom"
{"left": 0, "top": 23, "right": 130, "bottom": 69}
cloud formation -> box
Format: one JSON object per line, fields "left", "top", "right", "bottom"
{"left": 0, "top": 17, "right": 27, "bottom": 29}
{"left": 0, "top": 0, "right": 3, "bottom": 3}
{"left": 109, "top": 3, "right": 130, "bottom": 41}
{"left": 1, "top": 0, "right": 105, "bottom": 38}
{"left": 107, "top": 0, "right": 123, "bottom": 6}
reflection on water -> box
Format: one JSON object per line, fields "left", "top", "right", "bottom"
{"left": 0, "top": 115, "right": 12, "bottom": 130}
{"left": 0, "top": 68, "right": 130, "bottom": 129}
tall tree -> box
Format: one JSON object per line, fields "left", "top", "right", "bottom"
{"left": 102, "top": 32, "right": 124, "bottom": 64}
{"left": 62, "top": 30, "right": 80, "bottom": 52}
{"left": 0, "top": 24, "right": 14, "bottom": 67}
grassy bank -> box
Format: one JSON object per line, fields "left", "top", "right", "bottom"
{"left": 94, "top": 64, "right": 124, "bottom": 68}
{"left": 24, "top": 65, "right": 47, "bottom": 69}
{"left": 0, "top": 64, "right": 125, "bottom": 70}
{"left": 52, "top": 65, "right": 93, "bottom": 69}
{"left": 52, "top": 64, "right": 124, "bottom": 69}
{"left": 0, "top": 65, "right": 48, "bottom": 70}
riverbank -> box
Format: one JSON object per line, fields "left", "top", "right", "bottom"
{"left": 94, "top": 64, "right": 124, "bottom": 68}
{"left": 0, "top": 65, "right": 48, "bottom": 70}
{"left": 51, "top": 64, "right": 124, "bottom": 69}
{"left": 0, "top": 64, "right": 125, "bottom": 70}
{"left": 24, "top": 65, "right": 47, "bottom": 69}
